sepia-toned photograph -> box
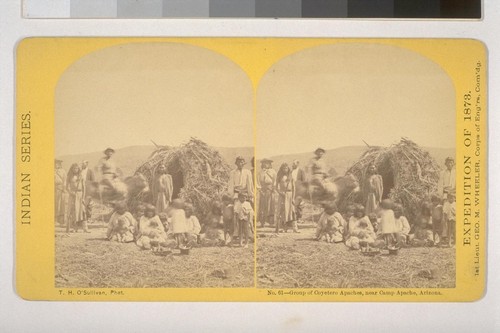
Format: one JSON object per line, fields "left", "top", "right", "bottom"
{"left": 54, "top": 42, "right": 255, "bottom": 288}
{"left": 256, "top": 43, "right": 457, "bottom": 289}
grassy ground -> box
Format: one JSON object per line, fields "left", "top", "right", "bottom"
{"left": 55, "top": 224, "right": 254, "bottom": 288}
{"left": 257, "top": 225, "right": 455, "bottom": 289}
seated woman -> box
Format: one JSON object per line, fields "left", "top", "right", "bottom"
{"left": 200, "top": 201, "right": 225, "bottom": 246}
{"left": 345, "top": 205, "right": 376, "bottom": 249}
{"left": 409, "top": 215, "right": 434, "bottom": 247}
{"left": 106, "top": 202, "right": 136, "bottom": 243}
{"left": 136, "top": 204, "right": 170, "bottom": 250}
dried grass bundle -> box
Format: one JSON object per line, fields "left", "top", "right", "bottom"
{"left": 134, "top": 138, "right": 231, "bottom": 215}
{"left": 339, "top": 138, "right": 441, "bottom": 223}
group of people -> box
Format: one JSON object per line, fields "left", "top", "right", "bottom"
{"left": 314, "top": 156, "right": 457, "bottom": 250}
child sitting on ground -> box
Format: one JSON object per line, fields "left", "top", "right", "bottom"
{"left": 442, "top": 191, "right": 456, "bottom": 247}
{"left": 201, "top": 201, "right": 225, "bottom": 246}
{"left": 184, "top": 203, "right": 201, "bottom": 247}
{"left": 393, "top": 203, "right": 411, "bottom": 247}
{"left": 378, "top": 199, "right": 397, "bottom": 247}
{"left": 234, "top": 192, "right": 254, "bottom": 248}
{"left": 316, "top": 202, "right": 344, "bottom": 243}
{"left": 410, "top": 216, "right": 434, "bottom": 247}
{"left": 345, "top": 205, "right": 376, "bottom": 249}
{"left": 107, "top": 202, "right": 136, "bottom": 243}
{"left": 136, "top": 204, "right": 169, "bottom": 250}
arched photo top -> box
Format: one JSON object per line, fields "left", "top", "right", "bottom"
{"left": 257, "top": 43, "right": 456, "bottom": 159}
{"left": 55, "top": 42, "right": 253, "bottom": 157}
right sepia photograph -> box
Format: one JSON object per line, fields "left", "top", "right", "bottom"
{"left": 256, "top": 43, "right": 456, "bottom": 289}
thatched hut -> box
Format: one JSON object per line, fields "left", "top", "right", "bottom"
{"left": 339, "top": 138, "right": 441, "bottom": 223}
{"left": 134, "top": 138, "right": 231, "bottom": 215}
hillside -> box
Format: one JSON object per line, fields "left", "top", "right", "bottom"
{"left": 57, "top": 145, "right": 254, "bottom": 177}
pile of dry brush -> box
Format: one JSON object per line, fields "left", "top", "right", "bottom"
{"left": 340, "top": 138, "right": 441, "bottom": 223}
{"left": 135, "top": 138, "right": 231, "bottom": 216}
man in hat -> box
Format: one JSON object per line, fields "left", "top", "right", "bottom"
{"left": 54, "top": 159, "right": 67, "bottom": 226}
{"left": 228, "top": 156, "right": 254, "bottom": 202}
{"left": 307, "top": 148, "right": 329, "bottom": 188}
{"left": 438, "top": 157, "right": 456, "bottom": 200}
{"left": 291, "top": 159, "right": 306, "bottom": 194}
{"left": 257, "top": 158, "right": 277, "bottom": 227}
{"left": 80, "top": 160, "right": 95, "bottom": 195}
{"left": 95, "top": 147, "right": 117, "bottom": 189}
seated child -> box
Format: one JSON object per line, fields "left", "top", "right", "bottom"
{"left": 234, "top": 192, "right": 254, "bottom": 248}
{"left": 315, "top": 202, "right": 344, "bottom": 243}
{"left": 106, "top": 202, "right": 136, "bottom": 243}
{"left": 184, "top": 203, "right": 201, "bottom": 246}
{"left": 409, "top": 216, "right": 434, "bottom": 247}
{"left": 136, "top": 204, "right": 169, "bottom": 250}
{"left": 200, "top": 201, "right": 225, "bottom": 246}
{"left": 430, "top": 194, "right": 443, "bottom": 245}
{"left": 441, "top": 191, "right": 456, "bottom": 247}
{"left": 168, "top": 199, "right": 187, "bottom": 248}
{"left": 377, "top": 199, "right": 397, "bottom": 247}
{"left": 393, "top": 203, "right": 411, "bottom": 247}
{"left": 345, "top": 205, "right": 376, "bottom": 249}
{"left": 343, "top": 204, "right": 356, "bottom": 237}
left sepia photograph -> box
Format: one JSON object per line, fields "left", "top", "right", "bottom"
{"left": 54, "top": 42, "right": 255, "bottom": 288}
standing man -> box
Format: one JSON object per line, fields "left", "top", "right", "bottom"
{"left": 95, "top": 147, "right": 117, "bottom": 189}
{"left": 438, "top": 157, "right": 456, "bottom": 200}
{"left": 257, "top": 159, "right": 276, "bottom": 227}
{"left": 291, "top": 159, "right": 306, "bottom": 196}
{"left": 228, "top": 156, "right": 254, "bottom": 203}
{"left": 80, "top": 160, "right": 95, "bottom": 196}
{"left": 54, "top": 159, "right": 67, "bottom": 227}
{"left": 364, "top": 163, "right": 383, "bottom": 215}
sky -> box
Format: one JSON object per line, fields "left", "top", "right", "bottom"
{"left": 257, "top": 43, "right": 456, "bottom": 158}
{"left": 55, "top": 42, "right": 253, "bottom": 156}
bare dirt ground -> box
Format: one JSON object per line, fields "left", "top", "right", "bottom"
{"left": 257, "top": 225, "right": 455, "bottom": 289}
{"left": 55, "top": 224, "right": 254, "bottom": 288}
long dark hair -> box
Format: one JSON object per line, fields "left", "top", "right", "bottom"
{"left": 66, "top": 163, "right": 81, "bottom": 183}
{"left": 276, "top": 163, "right": 291, "bottom": 183}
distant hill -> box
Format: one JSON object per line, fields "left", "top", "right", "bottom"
{"left": 265, "top": 146, "right": 454, "bottom": 175}
{"left": 58, "top": 144, "right": 453, "bottom": 177}
{"left": 57, "top": 145, "right": 254, "bottom": 177}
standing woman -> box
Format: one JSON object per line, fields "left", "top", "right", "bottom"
{"left": 66, "top": 163, "right": 87, "bottom": 233}
{"left": 364, "top": 163, "right": 383, "bottom": 215}
{"left": 276, "top": 163, "right": 295, "bottom": 234}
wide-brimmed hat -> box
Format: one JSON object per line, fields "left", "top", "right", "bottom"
{"left": 104, "top": 147, "right": 115, "bottom": 154}
{"left": 445, "top": 157, "right": 455, "bottom": 163}
{"left": 315, "top": 147, "right": 326, "bottom": 154}
{"left": 55, "top": 159, "right": 63, "bottom": 164}
{"left": 260, "top": 158, "right": 273, "bottom": 164}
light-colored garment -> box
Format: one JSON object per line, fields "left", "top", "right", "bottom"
{"left": 152, "top": 173, "right": 173, "bottom": 213}
{"left": 67, "top": 174, "right": 85, "bottom": 229}
{"left": 277, "top": 175, "right": 294, "bottom": 223}
{"left": 55, "top": 167, "right": 67, "bottom": 224}
{"left": 96, "top": 157, "right": 117, "bottom": 180}
{"left": 228, "top": 168, "right": 254, "bottom": 199}
{"left": 107, "top": 211, "right": 137, "bottom": 242}
{"left": 316, "top": 211, "right": 344, "bottom": 242}
{"left": 234, "top": 200, "right": 254, "bottom": 222}
{"left": 136, "top": 215, "right": 167, "bottom": 248}
{"left": 438, "top": 168, "right": 456, "bottom": 199}
{"left": 169, "top": 208, "right": 187, "bottom": 234}
{"left": 395, "top": 216, "right": 411, "bottom": 236}
{"left": 186, "top": 215, "right": 201, "bottom": 235}
{"left": 258, "top": 168, "right": 276, "bottom": 224}
{"left": 443, "top": 201, "right": 456, "bottom": 221}
{"left": 365, "top": 174, "right": 383, "bottom": 215}
{"left": 378, "top": 208, "right": 397, "bottom": 234}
